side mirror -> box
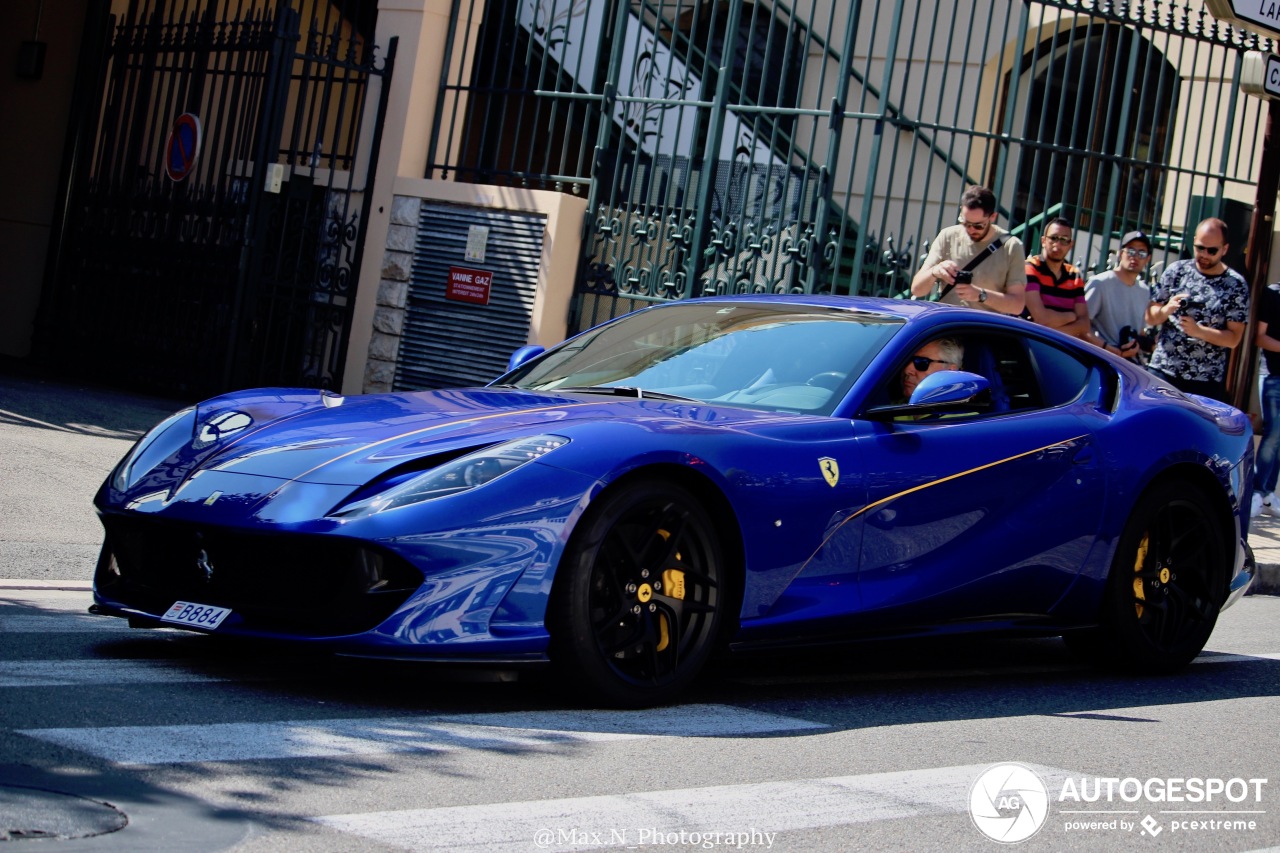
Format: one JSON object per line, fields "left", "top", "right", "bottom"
{"left": 865, "top": 370, "right": 991, "bottom": 420}
{"left": 909, "top": 370, "right": 989, "bottom": 406}
{"left": 506, "top": 345, "right": 545, "bottom": 372}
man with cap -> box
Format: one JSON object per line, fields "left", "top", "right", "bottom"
{"left": 1085, "top": 230, "right": 1154, "bottom": 361}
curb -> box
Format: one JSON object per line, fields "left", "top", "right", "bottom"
{"left": 0, "top": 579, "right": 93, "bottom": 591}
{"left": 1250, "top": 563, "right": 1280, "bottom": 597}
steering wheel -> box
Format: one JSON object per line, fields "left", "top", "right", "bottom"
{"left": 805, "top": 371, "right": 847, "bottom": 390}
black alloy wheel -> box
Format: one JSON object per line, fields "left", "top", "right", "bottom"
{"left": 1088, "top": 480, "right": 1227, "bottom": 672}
{"left": 550, "top": 479, "right": 726, "bottom": 707}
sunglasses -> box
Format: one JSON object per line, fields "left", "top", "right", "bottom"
{"left": 1122, "top": 248, "right": 1150, "bottom": 259}
{"left": 1193, "top": 244, "right": 1222, "bottom": 256}
{"left": 910, "top": 355, "right": 953, "bottom": 371}
{"left": 1044, "top": 235, "right": 1073, "bottom": 245}
{"left": 956, "top": 214, "right": 992, "bottom": 231}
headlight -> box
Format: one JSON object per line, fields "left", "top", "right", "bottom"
{"left": 110, "top": 407, "right": 197, "bottom": 491}
{"left": 331, "top": 434, "right": 570, "bottom": 518}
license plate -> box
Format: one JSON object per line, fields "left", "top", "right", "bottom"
{"left": 160, "top": 601, "right": 232, "bottom": 630}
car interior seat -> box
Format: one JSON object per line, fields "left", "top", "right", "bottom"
{"left": 961, "top": 339, "right": 1011, "bottom": 413}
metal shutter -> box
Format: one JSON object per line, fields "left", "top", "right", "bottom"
{"left": 395, "top": 204, "right": 548, "bottom": 391}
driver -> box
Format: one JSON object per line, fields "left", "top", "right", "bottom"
{"left": 899, "top": 337, "right": 964, "bottom": 402}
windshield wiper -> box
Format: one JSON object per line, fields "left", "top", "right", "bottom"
{"left": 553, "top": 385, "right": 700, "bottom": 402}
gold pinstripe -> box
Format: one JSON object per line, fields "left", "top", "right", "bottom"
{"left": 804, "top": 433, "right": 1090, "bottom": 565}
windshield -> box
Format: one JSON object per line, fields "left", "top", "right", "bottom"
{"left": 499, "top": 301, "right": 904, "bottom": 415}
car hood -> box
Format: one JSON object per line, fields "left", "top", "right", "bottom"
{"left": 169, "top": 386, "right": 776, "bottom": 487}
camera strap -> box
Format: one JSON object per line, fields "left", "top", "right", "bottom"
{"left": 936, "top": 236, "right": 1004, "bottom": 302}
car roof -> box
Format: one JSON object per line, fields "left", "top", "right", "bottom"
{"left": 677, "top": 293, "right": 1030, "bottom": 331}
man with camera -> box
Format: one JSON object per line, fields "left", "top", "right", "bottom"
{"left": 1085, "top": 230, "right": 1155, "bottom": 362}
{"left": 1144, "top": 218, "right": 1249, "bottom": 403}
{"left": 911, "top": 185, "right": 1026, "bottom": 315}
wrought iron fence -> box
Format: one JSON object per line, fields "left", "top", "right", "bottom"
{"left": 430, "top": 0, "right": 1269, "bottom": 332}
{"left": 37, "top": 0, "right": 392, "bottom": 396}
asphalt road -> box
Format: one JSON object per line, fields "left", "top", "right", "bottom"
{"left": 3, "top": 370, "right": 1279, "bottom": 852}
{"left": 0, "top": 372, "right": 181, "bottom": 581}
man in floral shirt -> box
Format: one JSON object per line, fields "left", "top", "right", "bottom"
{"left": 1144, "top": 218, "right": 1249, "bottom": 403}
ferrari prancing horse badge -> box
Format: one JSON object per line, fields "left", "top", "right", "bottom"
{"left": 819, "top": 457, "right": 839, "bottom": 487}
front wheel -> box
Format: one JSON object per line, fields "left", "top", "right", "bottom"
{"left": 1085, "top": 480, "right": 1227, "bottom": 672}
{"left": 549, "top": 479, "right": 727, "bottom": 707}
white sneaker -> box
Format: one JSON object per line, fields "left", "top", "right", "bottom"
{"left": 1266, "top": 493, "right": 1279, "bottom": 517}
{"left": 1252, "top": 492, "right": 1264, "bottom": 518}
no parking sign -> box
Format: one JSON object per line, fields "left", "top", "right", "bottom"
{"left": 164, "top": 113, "right": 202, "bottom": 182}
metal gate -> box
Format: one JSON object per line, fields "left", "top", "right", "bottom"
{"left": 37, "top": 0, "right": 394, "bottom": 397}
{"left": 430, "top": 0, "right": 1269, "bottom": 334}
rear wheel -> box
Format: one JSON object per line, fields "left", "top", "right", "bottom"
{"left": 1083, "top": 480, "right": 1227, "bottom": 672}
{"left": 550, "top": 479, "right": 726, "bottom": 707}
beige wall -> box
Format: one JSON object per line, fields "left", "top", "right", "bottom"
{"left": 343, "top": 0, "right": 585, "bottom": 394}
{"left": 0, "top": 0, "right": 88, "bottom": 358}
{"left": 357, "top": 178, "right": 586, "bottom": 393}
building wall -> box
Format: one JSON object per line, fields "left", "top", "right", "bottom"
{"left": 0, "top": 0, "right": 88, "bottom": 359}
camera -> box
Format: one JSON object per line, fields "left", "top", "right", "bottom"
{"left": 1178, "top": 299, "right": 1206, "bottom": 313}
{"left": 954, "top": 270, "right": 973, "bottom": 284}
{"left": 1118, "top": 325, "right": 1155, "bottom": 353}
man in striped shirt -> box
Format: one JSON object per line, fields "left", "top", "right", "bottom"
{"left": 1024, "top": 217, "right": 1092, "bottom": 342}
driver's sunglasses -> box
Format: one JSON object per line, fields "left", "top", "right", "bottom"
{"left": 910, "top": 355, "right": 953, "bottom": 371}
{"left": 1193, "top": 244, "right": 1222, "bottom": 256}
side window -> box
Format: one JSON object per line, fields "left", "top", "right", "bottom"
{"left": 876, "top": 331, "right": 1088, "bottom": 417}
{"left": 1024, "top": 337, "right": 1091, "bottom": 407}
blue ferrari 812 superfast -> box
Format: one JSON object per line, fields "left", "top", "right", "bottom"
{"left": 92, "top": 296, "right": 1256, "bottom": 705}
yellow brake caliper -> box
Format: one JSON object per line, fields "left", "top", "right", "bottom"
{"left": 653, "top": 529, "right": 686, "bottom": 652}
{"left": 1133, "top": 532, "right": 1149, "bottom": 618}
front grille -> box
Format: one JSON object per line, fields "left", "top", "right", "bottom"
{"left": 96, "top": 514, "right": 422, "bottom": 637}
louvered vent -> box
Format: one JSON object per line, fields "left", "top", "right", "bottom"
{"left": 395, "top": 204, "right": 548, "bottom": 391}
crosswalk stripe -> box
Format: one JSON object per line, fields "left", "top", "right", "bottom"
{"left": 314, "top": 763, "right": 1075, "bottom": 853}
{"left": 0, "top": 659, "right": 230, "bottom": 688}
{"left": 0, "top": 614, "right": 134, "bottom": 633}
{"left": 1193, "top": 651, "right": 1280, "bottom": 664}
{"left": 18, "top": 705, "right": 827, "bottom": 765}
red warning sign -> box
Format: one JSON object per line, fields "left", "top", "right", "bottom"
{"left": 446, "top": 266, "right": 493, "bottom": 305}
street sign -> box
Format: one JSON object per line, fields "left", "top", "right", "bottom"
{"left": 164, "top": 113, "right": 202, "bottom": 182}
{"left": 1205, "top": 0, "right": 1280, "bottom": 41}
{"left": 1242, "top": 50, "right": 1280, "bottom": 99}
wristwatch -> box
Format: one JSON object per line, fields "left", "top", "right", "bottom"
{"left": 977, "top": 289, "right": 988, "bottom": 303}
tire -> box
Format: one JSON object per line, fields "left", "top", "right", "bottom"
{"left": 549, "top": 479, "right": 727, "bottom": 707}
{"left": 1090, "top": 479, "right": 1227, "bottom": 672}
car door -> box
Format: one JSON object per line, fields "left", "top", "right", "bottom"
{"left": 851, "top": 332, "right": 1108, "bottom": 624}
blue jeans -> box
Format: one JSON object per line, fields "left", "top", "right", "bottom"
{"left": 1257, "top": 373, "right": 1280, "bottom": 495}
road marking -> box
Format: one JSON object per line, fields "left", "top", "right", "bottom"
{"left": 0, "top": 614, "right": 135, "bottom": 633}
{"left": 19, "top": 705, "right": 828, "bottom": 765}
{"left": 0, "top": 659, "right": 233, "bottom": 688}
{"left": 1193, "top": 651, "right": 1280, "bottom": 664}
{"left": 315, "top": 763, "right": 1075, "bottom": 853}
{"left": 727, "top": 649, "right": 1280, "bottom": 686}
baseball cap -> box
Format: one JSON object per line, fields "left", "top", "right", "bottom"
{"left": 1120, "top": 230, "right": 1152, "bottom": 251}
